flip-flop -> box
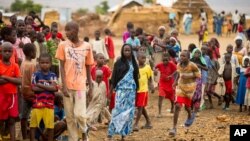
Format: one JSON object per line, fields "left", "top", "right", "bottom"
{"left": 169, "top": 128, "right": 177, "bottom": 136}
{"left": 184, "top": 112, "right": 196, "bottom": 127}
{"left": 141, "top": 124, "right": 153, "bottom": 129}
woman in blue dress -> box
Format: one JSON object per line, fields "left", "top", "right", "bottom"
{"left": 107, "top": 44, "right": 139, "bottom": 141}
{"left": 236, "top": 56, "right": 250, "bottom": 112}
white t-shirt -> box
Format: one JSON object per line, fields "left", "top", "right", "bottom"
{"left": 183, "top": 13, "right": 192, "bottom": 24}
{"left": 200, "top": 12, "right": 207, "bottom": 22}
{"left": 232, "top": 12, "right": 240, "bottom": 24}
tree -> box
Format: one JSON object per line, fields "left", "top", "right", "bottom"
{"left": 144, "top": 0, "right": 153, "bottom": 4}
{"left": 76, "top": 8, "right": 89, "bottom": 15}
{"left": 10, "top": 0, "right": 42, "bottom": 13}
{"left": 95, "top": 1, "right": 109, "bottom": 15}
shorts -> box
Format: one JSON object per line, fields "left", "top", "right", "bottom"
{"left": 175, "top": 96, "right": 192, "bottom": 108}
{"left": 109, "top": 92, "right": 116, "bottom": 110}
{"left": 159, "top": 87, "right": 175, "bottom": 101}
{"left": 135, "top": 92, "right": 148, "bottom": 107}
{"left": 224, "top": 80, "right": 233, "bottom": 94}
{"left": 30, "top": 108, "right": 54, "bottom": 129}
{"left": 20, "top": 98, "right": 32, "bottom": 119}
{"left": 0, "top": 93, "right": 19, "bottom": 120}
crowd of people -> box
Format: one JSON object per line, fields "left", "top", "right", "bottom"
{"left": 0, "top": 9, "right": 250, "bottom": 141}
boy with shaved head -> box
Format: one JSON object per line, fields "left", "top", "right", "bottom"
{"left": 56, "top": 21, "right": 94, "bottom": 141}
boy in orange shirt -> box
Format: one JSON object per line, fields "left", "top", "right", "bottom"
{"left": 56, "top": 21, "right": 94, "bottom": 141}
{"left": 0, "top": 42, "right": 21, "bottom": 141}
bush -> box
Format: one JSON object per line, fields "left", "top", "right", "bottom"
{"left": 11, "top": 0, "right": 42, "bottom": 13}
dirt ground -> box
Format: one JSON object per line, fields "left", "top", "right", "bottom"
{"left": 89, "top": 33, "right": 250, "bottom": 141}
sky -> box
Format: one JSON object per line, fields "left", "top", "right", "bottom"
{"left": 0, "top": 0, "right": 250, "bottom": 14}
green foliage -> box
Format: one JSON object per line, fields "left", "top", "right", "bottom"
{"left": 11, "top": 0, "right": 42, "bottom": 13}
{"left": 95, "top": 1, "right": 109, "bottom": 15}
{"left": 76, "top": 8, "right": 89, "bottom": 15}
{"left": 144, "top": 0, "right": 153, "bottom": 4}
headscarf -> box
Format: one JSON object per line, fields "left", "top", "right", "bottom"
{"left": 242, "top": 56, "right": 250, "bottom": 67}
{"left": 158, "top": 26, "right": 166, "bottom": 31}
{"left": 234, "top": 35, "right": 243, "bottom": 42}
{"left": 191, "top": 48, "right": 207, "bottom": 65}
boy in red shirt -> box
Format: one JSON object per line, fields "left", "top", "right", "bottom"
{"left": 0, "top": 42, "right": 21, "bottom": 141}
{"left": 104, "top": 28, "right": 115, "bottom": 69}
{"left": 154, "top": 52, "right": 177, "bottom": 117}
{"left": 91, "top": 53, "right": 111, "bottom": 97}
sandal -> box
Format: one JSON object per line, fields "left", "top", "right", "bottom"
{"left": 169, "top": 128, "right": 177, "bottom": 136}
{"left": 184, "top": 112, "right": 196, "bottom": 127}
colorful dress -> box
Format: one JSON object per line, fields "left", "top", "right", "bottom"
{"left": 108, "top": 62, "right": 136, "bottom": 136}
{"left": 236, "top": 67, "right": 247, "bottom": 105}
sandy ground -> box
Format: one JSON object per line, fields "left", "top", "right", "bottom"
{"left": 88, "top": 33, "right": 250, "bottom": 141}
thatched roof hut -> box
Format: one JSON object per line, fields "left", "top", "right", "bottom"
{"left": 172, "top": 0, "right": 214, "bottom": 33}
{"left": 108, "top": 5, "right": 180, "bottom": 36}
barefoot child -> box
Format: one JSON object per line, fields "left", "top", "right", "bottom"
{"left": 86, "top": 70, "right": 111, "bottom": 128}
{"left": 104, "top": 28, "right": 115, "bottom": 69}
{"left": 30, "top": 54, "right": 58, "bottom": 141}
{"left": 0, "top": 42, "right": 21, "bottom": 141}
{"left": 206, "top": 49, "right": 222, "bottom": 108}
{"left": 236, "top": 56, "right": 250, "bottom": 112}
{"left": 169, "top": 50, "right": 200, "bottom": 136}
{"left": 133, "top": 53, "right": 153, "bottom": 131}
{"left": 190, "top": 48, "right": 208, "bottom": 112}
{"left": 20, "top": 43, "right": 36, "bottom": 140}
{"left": 154, "top": 52, "right": 177, "bottom": 117}
{"left": 244, "top": 65, "right": 250, "bottom": 115}
{"left": 218, "top": 53, "right": 237, "bottom": 110}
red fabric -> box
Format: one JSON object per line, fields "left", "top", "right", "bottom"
{"left": 159, "top": 87, "right": 175, "bottom": 101}
{"left": 32, "top": 22, "right": 41, "bottom": 32}
{"left": 91, "top": 65, "right": 111, "bottom": 96}
{"left": 246, "top": 68, "right": 250, "bottom": 88}
{"left": 175, "top": 96, "right": 192, "bottom": 108}
{"left": 0, "top": 93, "right": 19, "bottom": 120}
{"left": 238, "top": 24, "right": 243, "bottom": 33}
{"left": 109, "top": 92, "right": 116, "bottom": 110}
{"left": 0, "top": 48, "right": 18, "bottom": 64}
{"left": 155, "top": 61, "right": 177, "bottom": 91}
{"left": 225, "top": 80, "right": 233, "bottom": 94}
{"left": 0, "top": 61, "right": 20, "bottom": 94}
{"left": 135, "top": 92, "right": 148, "bottom": 107}
{"left": 45, "top": 32, "right": 63, "bottom": 41}
{"left": 210, "top": 47, "right": 220, "bottom": 60}
{"left": 105, "top": 36, "right": 115, "bottom": 59}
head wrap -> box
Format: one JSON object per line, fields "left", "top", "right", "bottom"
{"left": 158, "top": 26, "right": 166, "bottom": 31}
{"left": 234, "top": 35, "right": 243, "bottom": 41}
{"left": 191, "top": 48, "right": 207, "bottom": 65}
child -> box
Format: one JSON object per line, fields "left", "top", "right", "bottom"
{"left": 30, "top": 53, "right": 58, "bottom": 141}
{"left": 236, "top": 56, "right": 250, "bottom": 112}
{"left": 34, "top": 32, "right": 47, "bottom": 61}
{"left": 92, "top": 30, "right": 109, "bottom": 60}
{"left": 86, "top": 70, "right": 111, "bottom": 127}
{"left": 123, "top": 22, "right": 134, "bottom": 43}
{"left": 20, "top": 43, "right": 36, "bottom": 140}
{"left": 0, "top": 26, "right": 18, "bottom": 64}
{"left": 133, "top": 53, "right": 153, "bottom": 131}
{"left": 0, "top": 42, "right": 21, "bottom": 141}
{"left": 28, "top": 30, "right": 37, "bottom": 44}
{"left": 227, "top": 19, "right": 232, "bottom": 37}
{"left": 222, "top": 44, "right": 240, "bottom": 69}
{"left": 104, "top": 28, "right": 115, "bottom": 69}
{"left": 190, "top": 48, "right": 208, "bottom": 112}
{"left": 91, "top": 53, "right": 111, "bottom": 97}
{"left": 244, "top": 64, "right": 250, "bottom": 115}
{"left": 198, "top": 18, "right": 206, "bottom": 46}
{"left": 168, "top": 37, "right": 181, "bottom": 60}
{"left": 14, "top": 19, "right": 31, "bottom": 64}
{"left": 55, "top": 21, "right": 94, "bottom": 141}
{"left": 47, "top": 27, "right": 60, "bottom": 77}
{"left": 202, "top": 28, "right": 209, "bottom": 44}
{"left": 169, "top": 50, "right": 200, "bottom": 136}
{"left": 206, "top": 49, "right": 222, "bottom": 108}
{"left": 84, "top": 36, "right": 89, "bottom": 42}
{"left": 218, "top": 53, "right": 237, "bottom": 110}
{"left": 126, "top": 29, "right": 141, "bottom": 58}
{"left": 208, "top": 38, "right": 220, "bottom": 61}
{"left": 155, "top": 52, "right": 177, "bottom": 117}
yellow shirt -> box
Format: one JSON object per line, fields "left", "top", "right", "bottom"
{"left": 138, "top": 65, "right": 152, "bottom": 92}
{"left": 203, "top": 31, "right": 208, "bottom": 43}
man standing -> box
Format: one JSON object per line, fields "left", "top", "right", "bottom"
{"left": 56, "top": 21, "right": 94, "bottom": 141}
{"left": 232, "top": 10, "right": 240, "bottom": 33}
